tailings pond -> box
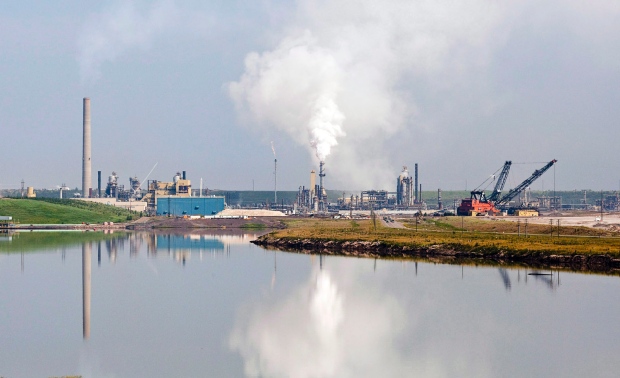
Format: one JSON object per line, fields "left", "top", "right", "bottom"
{"left": 1, "top": 230, "right": 620, "bottom": 377}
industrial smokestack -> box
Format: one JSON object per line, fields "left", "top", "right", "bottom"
{"left": 82, "top": 98, "right": 92, "bottom": 198}
{"left": 310, "top": 170, "right": 316, "bottom": 196}
{"left": 319, "top": 161, "right": 326, "bottom": 212}
{"left": 438, "top": 188, "right": 443, "bottom": 210}
{"left": 182, "top": 171, "right": 186, "bottom": 180}
{"left": 97, "top": 170, "right": 101, "bottom": 198}
{"left": 414, "top": 163, "right": 418, "bottom": 203}
{"left": 319, "top": 161, "right": 325, "bottom": 192}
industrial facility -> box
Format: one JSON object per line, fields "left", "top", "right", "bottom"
{"left": 295, "top": 161, "right": 328, "bottom": 213}
{"left": 4, "top": 96, "right": 618, "bottom": 220}
{"left": 72, "top": 98, "right": 226, "bottom": 217}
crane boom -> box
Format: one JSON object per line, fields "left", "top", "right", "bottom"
{"left": 487, "top": 161, "right": 511, "bottom": 202}
{"left": 495, "top": 159, "right": 557, "bottom": 208}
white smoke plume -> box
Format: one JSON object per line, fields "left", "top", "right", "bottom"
{"left": 228, "top": 31, "right": 346, "bottom": 163}
{"left": 77, "top": 0, "right": 179, "bottom": 83}
{"left": 228, "top": 0, "right": 508, "bottom": 188}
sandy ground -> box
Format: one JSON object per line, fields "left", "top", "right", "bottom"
{"left": 380, "top": 217, "right": 407, "bottom": 229}
{"left": 485, "top": 211, "right": 620, "bottom": 231}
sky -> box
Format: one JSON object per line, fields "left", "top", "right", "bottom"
{"left": 1, "top": 0, "right": 619, "bottom": 192}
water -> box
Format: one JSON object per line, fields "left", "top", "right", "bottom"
{"left": 1, "top": 231, "right": 620, "bottom": 378}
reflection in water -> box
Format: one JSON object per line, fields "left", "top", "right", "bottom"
{"left": 76, "top": 232, "right": 263, "bottom": 339}
{"left": 498, "top": 268, "right": 511, "bottom": 291}
{"left": 271, "top": 252, "right": 277, "bottom": 290}
{"left": 2, "top": 231, "right": 620, "bottom": 377}
{"left": 94, "top": 232, "right": 261, "bottom": 264}
{"left": 157, "top": 234, "right": 225, "bottom": 264}
{"left": 106, "top": 236, "right": 123, "bottom": 263}
{"left": 82, "top": 242, "right": 91, "bottom": 340}
{"left": 230, "top": 260, "right": 569, "bottom": 377}
{"left": 528, "top": 271, "right": 557, "bottom": 290}
{"left": 230, "top": 269, "right": 407, "bottom": 377}
{"left": 496, "top": 268, "right": 558, "bottom": 292}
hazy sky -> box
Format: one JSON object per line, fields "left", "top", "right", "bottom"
{"left": 1, "top": 0, "right": 619, "bottom": 192}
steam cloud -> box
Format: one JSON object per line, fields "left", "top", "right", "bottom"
{"left": 228, "top": 31, "right": 346, "bottom": 162}
{"left": 228, "top": 0, "right": 507, "bottom": 188}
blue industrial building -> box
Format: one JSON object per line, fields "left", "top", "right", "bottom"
{"left": 156, "top": 196, "right": 225, "bottom": 216}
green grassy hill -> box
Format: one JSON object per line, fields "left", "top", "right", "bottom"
{"left": 0, "top": 198, "right": 141, "bottom": 224}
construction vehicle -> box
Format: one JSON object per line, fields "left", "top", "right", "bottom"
{"left": 457, "top": 159, "right": 557, "bottom": 216}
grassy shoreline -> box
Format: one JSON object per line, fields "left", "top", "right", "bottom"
{"left": 0, "top": 198, "right": 141, "bottom": 224}
{"left": 252, "top": 218, "right": 620, "bottom": 273}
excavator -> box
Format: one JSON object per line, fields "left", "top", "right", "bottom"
{"left": 457, "top": 159, "right": 557, "bottom": 216}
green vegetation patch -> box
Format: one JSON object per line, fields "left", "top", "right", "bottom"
{"left": 0, "top": 198, "right": 141, "bottom": 224}
{"left": 272, "top": 218, "right": 620, "bottom": 257}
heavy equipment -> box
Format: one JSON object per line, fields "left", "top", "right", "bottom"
{"left": 457, "top": 159, "right": 557, "bottom": 216}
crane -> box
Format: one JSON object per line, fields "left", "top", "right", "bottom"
{"left": 494, "top": 159, "right": 557, "bottom": 209}
{"left": 457, "top": 159, "right": 556, "bottom": 216}
{"left": 487, "top": 161, "right": 512, "bottom": 202}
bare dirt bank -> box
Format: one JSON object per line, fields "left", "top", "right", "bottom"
{"left": 252, "top": 235, "right": 620, "bottom": 274}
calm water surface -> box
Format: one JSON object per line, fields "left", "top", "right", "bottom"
{"left": 1, "top": 230, "right": 620, "bottom": 377}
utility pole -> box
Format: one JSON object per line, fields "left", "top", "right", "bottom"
{"left": 525, "top": 219, "right": 528, "bottom": 237}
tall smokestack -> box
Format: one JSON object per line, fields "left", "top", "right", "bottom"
{"left": 414, "top": 163, "right": 418, "bottom": 203}
{"left": 319, "top": 161, "right": 326, "bottom": 212}
{"left": 310, "top": 170, "right": 316, "bottom": 196}
{"left": 438, "top": 188, "right": 443, "bottom": 210}
{"left": 82, "top": 98, "right": 92, "bottom": 198}
{"left": 319, "top": 161, "right": 325, "bottom": 192}
{"left": 97, "top": 170, "right": 101, "bottom": 198}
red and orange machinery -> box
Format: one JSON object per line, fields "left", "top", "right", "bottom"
{"left": 457, "top": 159, "right": 557, "bottom": 216}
